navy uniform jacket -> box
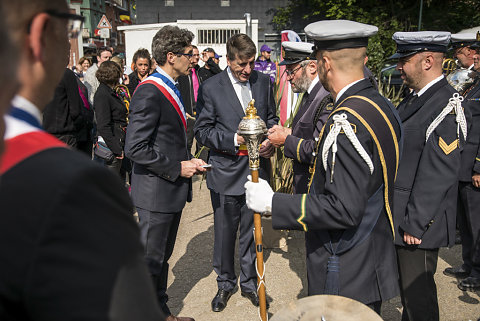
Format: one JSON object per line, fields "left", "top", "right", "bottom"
{"left": 125, "top": 76, "right": 192, "bottom": 213}
{"left": 194, "top": 70, "right": 278, "bottom": 195}
{"left": 394, "top": 77, "right": 467, "bottom": 249}
{"left": 283, "top": 80, "right": 332, "bottom": 193}
{"left": 459, "top": 78, "right": 480, "bottom": 182}
{"left": 271, "top": 79, "right": 402, "bottom": 305}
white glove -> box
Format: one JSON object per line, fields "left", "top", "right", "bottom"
{"left": 244, "top": 175, "right": 274, "bottom": 213}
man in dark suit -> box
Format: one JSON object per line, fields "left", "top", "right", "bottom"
{"left": 267, "top": 41, "right": 332, "bottom": 194}
{"left": 391, "top": 31, "right": 468, "bottom": 321}
{"left": 245, "top": 20, "right": 402, "bottom": 314}
{"left": 194, "top": 33, "right": 278, "bottom": 312}
{"left": 0, "top": 0, "right": 165, "bottom": 320}
{"left": 444, "top": 41, "right": 480, "bottom": 291}
{"left": 125, "top": 25, "right": 206, "bottom": 321}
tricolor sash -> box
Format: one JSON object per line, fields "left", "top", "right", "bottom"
{"left": 1, "top": 115, "right": 65, "bottom": 174}
{"left": 138, "top": 70, "right": 187, "bottom": 132}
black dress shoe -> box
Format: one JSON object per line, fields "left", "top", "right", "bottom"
{"left": 443, "top": 266, "right": 470, "bottom": 278}
{"left": 241, "top": 291, "right": 270, "bottom": 308}
{"left": 211, "top": 289, "right": 232, "bottom": 312}
{"left": 458, "top": 276, "right": 480, "bottom": 291}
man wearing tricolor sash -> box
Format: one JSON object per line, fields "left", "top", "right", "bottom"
{"left": 1, "top": 0, "right": 165, "bottom": 320}
{"left": 246, "top": 20, "right": 403, "bottom": 314}
{"left": 125, "top": 25, "right": 206, "bottom": 321}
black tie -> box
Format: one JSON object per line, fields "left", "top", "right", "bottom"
{"left": 406, "top": 93, "right": 418, "bottom": 108}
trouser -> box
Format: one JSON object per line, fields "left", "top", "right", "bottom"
{"left": 211, "top": 191, "right": 257, "bottom": 292}
{"left": 396, "top": 246, "right": 439, "bottom": 321}
{"left": 137, "top": 208, "right": 182, "bottom": 316}
{"left": 458, "top": 181, "right": 480, "bottom": 277}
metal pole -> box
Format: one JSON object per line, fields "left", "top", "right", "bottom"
{"left": 418, "top": 0, "right": 423, "bottom": 31}
{"left": 245, "top": 13, "right": 252, "bottom": 38}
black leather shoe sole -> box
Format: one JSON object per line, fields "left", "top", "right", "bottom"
{"left": 211, "top": 290, "right": 232, "bottom": 312}
{"left": 241, "top": 291, "right": 270, "bottom": 308}
{"left": 458, "top": 277, "right": 480, "bottom": 291}
{"left": 443, "top": 267, "right": 470, "bottom": 278}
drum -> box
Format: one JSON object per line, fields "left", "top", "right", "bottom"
{"left": 271, "top": 295, "right": 383, "bottom": 321}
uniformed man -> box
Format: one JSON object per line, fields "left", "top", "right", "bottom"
{"left": 446, "top": 33, "right": 477, "bottom": 94}
{"left": 444, "top": 39, "right": 480, "bottom": 292}
{"left": 245, "top": 20, "right": 402, "bottom": 314}
{"left": 267, "top": 41, "right": 332, "bottom": 193}
{"left": 391, "top": 31, "right": 468, "bottom": 321}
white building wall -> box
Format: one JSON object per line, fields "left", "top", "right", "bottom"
{"left": 118, "top": 19, "right": 259, "bottom": 70}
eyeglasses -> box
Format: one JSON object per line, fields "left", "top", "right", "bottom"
{"left": 45, "top": 10, "right": 84, "bottom": 39}
{"left": 285, "top": 65, "right": 303, "bottom": 77}
{"left": 175, "top": 52, "right": 193, "bottom": 58}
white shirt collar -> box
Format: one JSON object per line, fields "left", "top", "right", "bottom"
{"left": 307, "top": 76, "right": 319, "bottom": 94}
{"left": 415, "top": 75, "right": 444, "bottom": 97}
{"left": 156, "top": 66, "right": 177, "bottom": 85}
{"left": 11, "top": 95, "right": 42, "bottom": 125}
{"left": 335, "top": 78, "right": 364, "bottom": 103}
{"left": 468, "top": 63, "right": 475, "bottom": 70}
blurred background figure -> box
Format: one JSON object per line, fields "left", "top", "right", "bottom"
{"left": 84, "top": 46, "right": 113, "bottom": 105}
{"left": 254, "top": 44, "right": 276, "bottom": 84}
{"left": 74, "top": 56, "right": 92, "bottom": 81}
{"left": 94, "top": 61, "right": 128, "bottom": 175}
{"left": 127, "top": 48, "right": 152, "bottom": 95}
{"left": 43, "top": 67, "right": 94, "bottom": 156}
{"left": 198, "top": 47, "right": 222, "bottom": 82}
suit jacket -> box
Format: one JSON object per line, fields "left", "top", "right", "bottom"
{"left": 0, "top": 113, "right": 163, "bottom": 320}
{"left": 94, "top": 83, "right": 128, "bottom": 156}
{"left": 272, "top": 79, "right": 402, "bottom": 304}
{"left": 283, "top": 80, "right": 331, "bottom": 193}
{"left": 393, "top": 77, "right": 467, "bottom": 249}
{"left": 125, "top": 74, "right": 192, "bottom": 213}
{"left": 194, "top": 69, "right": 278, "bottom": 195}
{"left": 459, "top": 77, "right": 480, "bottom": 182}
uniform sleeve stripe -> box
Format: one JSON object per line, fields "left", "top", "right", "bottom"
{"left": 296, "top": 138, "right": 304, "bottom": 162}
{"left": 297, "top": 194, "right": 308, "bottom": 232}
{"left": 476, "top": 158, "right": 480, "bottom": 162}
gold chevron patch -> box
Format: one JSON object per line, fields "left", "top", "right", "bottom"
{"left": 438, "top": 137, "right": 458, "bottom": 155}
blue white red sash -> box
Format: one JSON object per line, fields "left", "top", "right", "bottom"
{"left": 1, "top": 114, "right": 65, "bottom": 174}
{"left": 137, "top": 69, "right": 187, "bottom": 132}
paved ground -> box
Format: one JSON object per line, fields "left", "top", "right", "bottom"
{"left": 165, "top": 177, "right": 480, "bottom": 320}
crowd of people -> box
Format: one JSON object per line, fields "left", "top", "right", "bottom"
{"left": 1, "top": 0, "right": 480, "bottom": 321}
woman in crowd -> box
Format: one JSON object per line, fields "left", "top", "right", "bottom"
{"left": 94, "top": 61, "right": 128, "bottom": 174}
{"left": 75, "top": 56, "right": 92, "bottom": 81}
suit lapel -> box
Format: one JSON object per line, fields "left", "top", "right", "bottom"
{"left": 219, "top": 70, "right": 245, "bottom": 119}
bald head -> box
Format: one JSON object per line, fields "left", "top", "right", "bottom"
{"left": 319, "top": 47, "right": 366, "bottom": 73}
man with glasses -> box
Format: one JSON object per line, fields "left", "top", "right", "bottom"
{"left": 0, "top": 0, "right": 165, "bottom": 320}
{"left": 84, "top": 46, "right": 113, "bottom": 105}
{"left": 178, "top": 45, "right": 201, "bottom": 153}
{"left": 267, "top": 41, "right": 332, "bottom": 194}
{"left": 125, "top": 25, "right": 207, "bottom": 321}
{"left": 194, "top": 33, "right": 278, "bottom": 313}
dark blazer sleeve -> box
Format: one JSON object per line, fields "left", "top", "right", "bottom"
{"left": 272, "top": 113, "right": 380, "bottom": 231}
{"left": 194, "top": 82, "right": 237, "bottom": 154}
{"left": 284, "top": 134, "right": 316, "bottom": 164}
{"left": 26, "top": 165, "right": 164, "bottom": 320}
{"left": 399, "top": 113, "right": 462, "bottom": 239}
{"left": 94, "top": 87, "right": 123, "bottom": 156}
{"left": 124, "top": 84, "right": 181, "bottom": 181}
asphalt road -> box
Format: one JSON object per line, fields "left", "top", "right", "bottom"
{"left": 165, "top": 177, "right": 480, "bottom": 321}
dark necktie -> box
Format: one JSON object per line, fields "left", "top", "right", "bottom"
{"left": 406, "top": 93, "right": 418, "bottom": 108}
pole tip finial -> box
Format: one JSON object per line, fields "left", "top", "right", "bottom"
{"left": 245, "top": 99, "right": 257, "bottom": 119}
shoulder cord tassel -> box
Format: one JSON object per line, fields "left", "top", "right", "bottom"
{"left": 322, "top": 113, "right": 374, "bottom": 183}
{"left": 426, "top": 93, "right": 467, "bottom": 142}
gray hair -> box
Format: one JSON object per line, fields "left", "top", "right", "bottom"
{"left": 151, "top": 25, "right": 194, "bottom": 66}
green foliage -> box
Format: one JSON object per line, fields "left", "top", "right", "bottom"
{"left": 269, "top": 0, "right": 480, "bottom": 74}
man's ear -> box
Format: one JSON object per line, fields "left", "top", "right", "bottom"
{"left": 166, "top": 52, "right": 176, "bottom": 64}
{"left": 423, "top": 53, "right": 434, "bottom": 70}
{"left": 226, "top": 56, "right": 231, "bottom": 67}
{"left": 29, "top": 13, "right": 50, "bottom": 63}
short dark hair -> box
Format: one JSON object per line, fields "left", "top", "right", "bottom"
{"left": 132, "top": 48, "right": 151, "bottom": 65}
{"left": 151, "top": 25, "right": 194, "bottom": 66}
{"left": 226, "top": 33, "right": 256, "bottom": 61}
{"left": 97, "top": 46, "right": 112, "bottom": 57}
{"left": 96, "top": 61, "right": 121, "bottom": 87}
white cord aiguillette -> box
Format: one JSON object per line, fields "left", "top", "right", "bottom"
{"left": 322, "top": 113, "right": 374, "bottom": 183}
{"left": 425, "top": 93, "right": 467, "bottom": 142}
